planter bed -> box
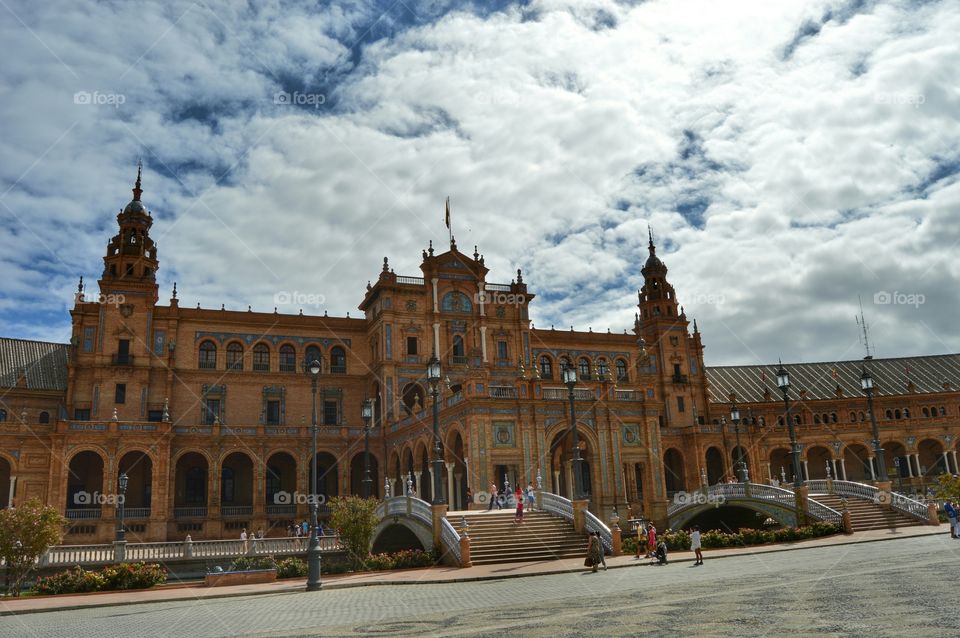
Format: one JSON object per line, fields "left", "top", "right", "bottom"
{"left": 204, "top": 569, "right": 277, "bottom": 587}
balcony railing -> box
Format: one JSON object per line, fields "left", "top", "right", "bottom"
{"left": 174, "top": 507, "right": 208, "bottom": 519}
{"left": 542, "top": 387, "right": 594, "bottom": 401}
{"left": 222, "top": 505, "right": 253, "bottom": 517}
{"left": 125, "top": 507, "right": 151, "bottom": 519}
{"left": 490, "top": 386, "right": 518, "bottom": 399}
{"left": 396, "top": 276, "right": 425, "bottom": 285}
{"left": 330, "top": 364, "right": 347, "bottom": 374}
{"left": 672, "top": 374, "right": 689, "bottom": 384}
{"left": 614, "top": 389, "right": 641, "bottom": 401}
{"left": 266, "top": 504, "right": 296, "bottom": 516}
{"left": 66, "top": 508, "right": 102, "bottom": 520}
{"left": 451, "top": 355, "right": 468, "bottom": 365}
{"left": 111, "top": 354, "right": 135, "bottom": 366}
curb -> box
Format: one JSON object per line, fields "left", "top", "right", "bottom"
{"left": 1, "top": 527, "right": 949, "bottom": 616}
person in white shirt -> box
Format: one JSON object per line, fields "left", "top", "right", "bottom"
{"left": 240, "top": 528, "right": 248, "bottom": 554}
{"left": 691, "top": 525, "right": 703, "bottom": 565}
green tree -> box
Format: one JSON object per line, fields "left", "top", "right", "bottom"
{"left": 933, "top": 473, "right": 960, "bottom": 501}
{"left": 327, "top": 496, "right": 380, "bottom": 568}
{"left": 0, "top": 498, "right": 67, "bottom": 596}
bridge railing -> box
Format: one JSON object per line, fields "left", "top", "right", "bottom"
{"left": 376, "top": 496, "right": 463, "bottom": 564}
{"left": 538, "top": 491, "right": 611, "bottom": 553}
{"left": 805, "top": 479, "right": 931, "bottom": 523}
{"left": 889, "top": 492, "right": 932, "bottom": 521}
{"left": 440, "top": 518, "right": 462, "bottom": 563}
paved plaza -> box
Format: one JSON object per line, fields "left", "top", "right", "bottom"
{"left": 3, "top": 532, "right": 958, "bottom": 637}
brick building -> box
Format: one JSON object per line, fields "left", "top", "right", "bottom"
{"left": 1, "top": 172, "right": 958, "bottom": 542}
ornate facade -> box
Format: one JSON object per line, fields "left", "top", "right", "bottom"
{"left": 1, "top": 172, "right": 959, "bottom": 542}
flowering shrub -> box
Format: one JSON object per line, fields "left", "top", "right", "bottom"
{"left": 227, "top": 556, "right": 277, "bottom": 572}
{"left": 34, "top": 562, "right": 166, "bottom": 595}
{"left": 276, "top": 557, "right": 308, "bottom": 578}
{"left": 361, "top": 549, "right": 436, "bottom": 571}
{"left": 622, "top": 523, "right": 840, "bottom": 553}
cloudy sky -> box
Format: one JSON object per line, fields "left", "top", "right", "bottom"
{"left": 0, "top": 0, "right": 957, "bottom": 366}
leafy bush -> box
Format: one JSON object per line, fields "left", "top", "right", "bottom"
{"left": 0, "top": 498, "right": 68, "bottom": 596}
{"left": 328, "top": 496, "right": 380, "bottom": 568}
{"left": 34, "top": 562, "right": 166, "bottom": 595}
{"left": 360, "top": 549, "right": 436, "bottom": 571}
{"left": 228, "top": 556, "right": 277, "bottom": 572}
{"left": 276, "top": 557, "right": 308, "bottom": 578}
{"left": 621, "top": 523, "right": 840, "bottom": 553}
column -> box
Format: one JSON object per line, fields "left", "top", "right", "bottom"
{"left": 839, "top": 458, "right": 847, "bottom": 480}
{"left": 454, "top": 473, "right": 463, "bottom": 509}
{"left": 431, "top": 278, "right": 439, "bottom": 312}
{"left": 7, "top": 475, "right": 15, "bottom": 508}
{"left": 868, "top": 456, "right": 876, "bottom": 480}
{"left": 905, "top": 456, "right": 914, "bottom": 478}
{"left": 952, "top": 451, "right": 959, "bottom": 474}
{"left": 831, "top": 459, "right": 839, "bottom": 479}
{"left": 388, "top": 478, "right": 397, "bottom": 499}
{"left": 943, "top": 452, "right": 951, "bottom": 475}
{"left": 914, "top": 454, "right": 922, "bottom": 477}
{"left": 446, "top": 462, "right": 455, "bottom": 508}
{"left": 464, "top": 457, "right": 471, "bottom": 490}
{"left": 553, "top": 470, "right": 560, "bottom": 494}
{"left": 766, "top": 464, "right": 772, "bottom": 483}
{"left": 479, "top": 326, "right": 488, "bottom": 362}
{"left": 802, "top": 460, "right": 809, "bottom": 481}
{"left": 428, "top": 467, "right": 436, "bottom": 500}
{"left": 432, "top": 323, "right": 440, "bottom": 357}
{"left": 478, "top": 280, "right": 486, "bottom": 317}
{"left": 565, "top": 461, "right": 573, "bottom": 497}
{"left": 413, "top": 471, "right": 422, "bottom": 495}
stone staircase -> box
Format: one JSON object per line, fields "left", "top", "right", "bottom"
{"left": 456, "top": 510, "right": 588, "bottom": 565}
{"left": 811, "top": 494, "right": 923, "bottom": 531}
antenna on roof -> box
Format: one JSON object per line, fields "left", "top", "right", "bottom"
{"left": 856, "top": 296, "right": 873, "bottom": 360}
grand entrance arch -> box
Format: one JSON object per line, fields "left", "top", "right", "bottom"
{"left": 549, "top": 429, "right": 592, "bottom": 499}
{"left": 663, "top": 448, "right": 685, "bottom": 496}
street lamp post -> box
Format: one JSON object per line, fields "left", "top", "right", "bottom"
{"left": 362, "top": 398, "right": 375, "bottom": 498}
{"left": 562, "top": 363, "right": 584, "bottom": 500}
{"left": 730, "top": 404, "right": 747, "bottom": 483}
{"left": 860, "top": 367, "right": 886, "bottom": 483}
{"left": 776, "top": 362, "right": 804, "bottom": 488}
{"left": 116, "top": 472, "right": 128, "bottom": 542}
{"left": 305, "top": 357, "right": 323, "bottom": 592}
{"left": 427, "top": 354, "right": 445, "bottom": 505}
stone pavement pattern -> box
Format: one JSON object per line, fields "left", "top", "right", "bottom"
{"left": 3, "top": 533, "right": 959, "bottom": 637}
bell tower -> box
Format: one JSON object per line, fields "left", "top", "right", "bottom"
{"left": 635, "top": 229, "right": 707, "bottom": 427}
{"left": 100, "top": 162, "right": 159, "bottom": 303}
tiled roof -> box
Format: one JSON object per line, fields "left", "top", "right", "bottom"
{"left": 0, "top": 338, "right": 69, "bottom": 391}
{"left": 705, "top": 353, "right": 960, "bottom": 403}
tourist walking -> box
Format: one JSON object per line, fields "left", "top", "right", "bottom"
{"left": 634, "top": 523, "right": 645, "bottom": 559}
{"left": 240, "top": 528, "right": 248, "bottom": 554}
{"left": 945, "top": 500, "right": 958, "bottom": 538}
{"left": 515, "top": 493, "right": 524, "bottom": 523}
{"left": 585, "top": 531, "right": 606, "bottom": 572}
{"left": 647, "top": 523, "right": 657, "bottom": 558}
{"left": 691, "top": 525, "right": 703, "bottom": 565}
{"left": 488, "top": 482, "right": 499, "bottom": 510}
{"left": 525, "top": 482, "right": 536, "bottom": 512}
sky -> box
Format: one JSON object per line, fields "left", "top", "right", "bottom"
{"left": 0, "top": 0, "right": 957, "bottom": 366}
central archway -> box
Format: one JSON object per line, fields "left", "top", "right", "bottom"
{"left": 549, "top": 430, "right": 593, "bottom": 499}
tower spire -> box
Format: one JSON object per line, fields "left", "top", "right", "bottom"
{"left": 132, "top": 160, "right": 143, "bottom": 202}
{"left": 648, "top": 225, "right": 655, "bottom": 254}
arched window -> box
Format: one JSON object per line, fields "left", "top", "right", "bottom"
{"left": 441, "top": 291, "right": 473, "bottom": 313}
{"left": 849, "top": 412, "right": 856, "bottom": 423}
{"left": 894, "top": 409, "right": 901, "bottom": 420}
{"left": 227, "top": 342, "right": 244, "bottom": 370}
{"left": 885, "top": 409, "right": 893, "bottom": 420}
{"left": 939, "top": 406, "right": 946, "bottom": 416}
{"left": 830, "top": 413, "right": 837, "bottom": 423}
{"left": 578, "top": 358, "right": 591, "bottom": 379}
{"left": 903, "top": 407, "right": 910, "bottom": 418}
{"left": 539, "top": 356, "right": 553, "bottom": 379}
{"left": 279, "top": 345, "right": 297, "bottom": 372}
{"left": 616, "top": 359, "right": 628, "bottom": 382}
{"left": 0, "top": 409, "right": 6, "bottom": 422}
{"left": 266, "top": 465, "right": 282, "bottom": 501}
{"left": 305, "top": 345, "right": 322, "bottom": 370}
{"left": 198, "top": 341, "right": 217, "bottom": 369}
{"left": 794, "top": 414, "right": 801, "bottom": 425}
{"left": 559, "top": 356, "right": 572, "bottom": 372}
{"left": 858, "top": 411, "right": 865, "bottom": 421}
{"left": 597, "top": 358, "right": 609, "bottom": 379}
{"left": 253, "top": 343, "right": 270, "bottom": 371}
{"left": 39, "top": 411, "right": 50, "bottom": 424}
{"left": 922, "top": 407, "right": 929, "bottom": 418}
{"left": 186, "top": 466, "right": 206, "bottom": 504}
{"left": 330, "top": 346, "right": 347, "bottom": 374}
{"left": 453, "top": 335, "right": 467, "bottom": 363}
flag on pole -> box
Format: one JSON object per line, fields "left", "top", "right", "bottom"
{"left": 445, "top": 196, "right": 451, "bottom": 229}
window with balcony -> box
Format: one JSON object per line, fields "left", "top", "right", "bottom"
{"left": 266, "top": 400, "right": 281, "bottom": 425}
{"left": 204, "top": 399, "right": 221, "bottom": 425}
{"left": 253, "top": 344, "right": 270, "bottom": 371}
{"left": 497, "top": 341, "right": 508, "bottom": 360}
{"left": 677, "top": 396, "right": 685, "bottom": 413}
{"left": 616, "top": 359, "right": 628, "bottom": 382}
{"left": 115, "top": 383, "right": 126, "bottom": 404}
{"left": 407, "top": 337, "right": 418, "bottom": 356}
{"left": 597, "top": 358, "right": 609, "bottom": 379}
{"left": 73, "top": 408, "right": 91, "bottom": 421}
{"left": 198, "top": 341, "right": 217, "bottom": 369}
{"left": 578, "top": 358, "right": 590, "bottom": 379}
{"left": 330, "top": 346, "right": 347, "bottom": 374}
{"left": 539, "top": 355, "right": 553, "bottom": 379}
{"left": 83, "top": 327, "right": 96, "bottom": 353}
{"left": 227, "top": 342, "right": 243, "bottom": 370}
{"left": 279, "top": 345, "right": 297, "bottom": 372}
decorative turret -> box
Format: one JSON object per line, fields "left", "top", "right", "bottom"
{"left": 638, "top": 228, "right": 679, "bottom": 321}
{"left": 100, "top": 162, "right": 159, "bottom": 301}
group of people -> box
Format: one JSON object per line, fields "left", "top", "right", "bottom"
{"left": 240, "top": 520, "right": 329, "bottom": 552}
{"left": 483, "top": 481, "right": 537, "bottom": 523}
{"left": 623, "top": 522, "right": 702, "bottom": 568}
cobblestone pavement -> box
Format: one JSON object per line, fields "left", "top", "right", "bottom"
{"left": 5, "top": 533, "right": 958, "bottom": 638}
